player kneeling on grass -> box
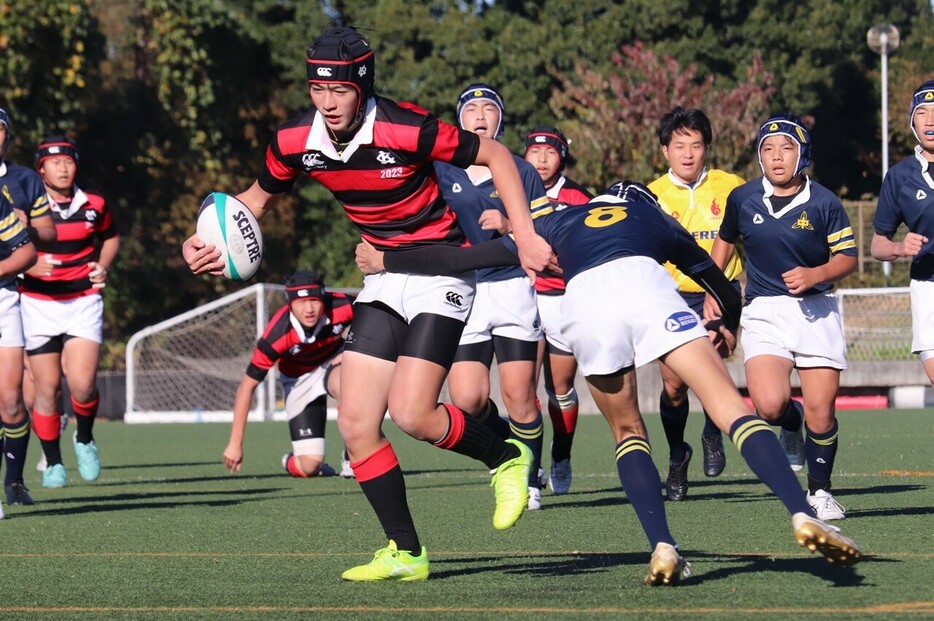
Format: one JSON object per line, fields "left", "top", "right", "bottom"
{"left": 356, "top": 181, "right": 862, "bottom": 585}
{"left": 224, "top": 272, "right": 354, "bottom": 479}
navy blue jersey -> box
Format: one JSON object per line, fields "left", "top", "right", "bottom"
{"left": 719, "top": 177, "right": 857, "bottom": 301}
{"left": 0, "top": 193, "right": 31, "bottom": 291}
{"left": 526, "top": 185, "right": 714, "bottom": 285}
{"left": 435, "top": 155, "right": 549, "bottom": 282}
{"left": 873, "top": 148, "right": 934, "bottom": 281}
{"left": 0, "top": 161, "right": 50, "bottom": 224}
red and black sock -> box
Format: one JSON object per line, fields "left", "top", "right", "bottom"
{"left": 547, "top": 400, "right": 578, "bottom": 462}
{"left": 72, "top": 394, "right": 99, "bottom": 444}
{"left": 435, "top": 404, "right": 517, "bottom": 470}
{"left": 352, "top": 442, "right": 420, "bottom": 554}
{"left": 32, "top": 410, "right": 63, "bottom": 466}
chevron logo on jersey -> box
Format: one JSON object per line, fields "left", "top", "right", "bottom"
{"left": 792, "top": 211, "right": 814, "bottom": 231}
{"left": 918, "top": 190, "right": 927, "bottom": 200}
{"left": 753, "top": 213, "right": 764, "bottom": 224}
{"left": 452, "top": 183, "right": 462, "bottom": 193}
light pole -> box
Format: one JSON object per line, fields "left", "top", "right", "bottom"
{"left": 867, "top": 23, "right": 900, "bottom": 283}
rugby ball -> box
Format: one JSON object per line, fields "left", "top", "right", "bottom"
{"left": 196, "top": 192, "right": 264, "bottom": 281}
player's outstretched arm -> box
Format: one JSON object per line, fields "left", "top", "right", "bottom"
{"left": 224, "top": 375, "right": 261, "bottom": 473}
{"left": 474, "top": 137, "right": 551, "bottom": 279}
{"left": 355, "top": 237, "right": 520, "bottom": 276}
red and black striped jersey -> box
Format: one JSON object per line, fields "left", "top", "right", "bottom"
{"left": 535, "top": 176, "right": 594, "bottom": 295}
{"left": 258, "top": 96, "right": 480, "bottom": 251}
{"left": 20, "top": 187, "right": 117, "bottom": 301}
{"left": 246, "top": 293, "right": 353, "bottom": 381}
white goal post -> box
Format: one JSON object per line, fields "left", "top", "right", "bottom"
{"left": 125, "top": 284, "right": 287, "bottom": 423}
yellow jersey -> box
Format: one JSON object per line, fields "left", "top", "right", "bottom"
{"left": 648, "top": 168, "right": 744, "bottom": 293}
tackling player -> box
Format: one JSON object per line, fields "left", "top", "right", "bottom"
{"left": 224, "top": 272, "right": 354, "bottom": 479}
{"left": 356, "top": 181, "right": 863, "bottom": 584}
{"left": 871, "top": 80, "right": 934, "bottom": 389}
{"left": 0, "top": 190, "right": 38, "bottom": 515}
{"left": 435, "top": 84, "right": 549, "bottom": 510}
{"left": 23, "top": 135, "right": 119, "bottom": 489}
{"left": 647, "top": 107, "right": 744, "bottom": 500}
{"left": 523, "top": 126, "right": 593, "bottom": 494}
{"left": 183, "top": 26, "right": 552, "bottom": 582}
{"left": 709, "top": 114, "right": 858, "bottom": 521}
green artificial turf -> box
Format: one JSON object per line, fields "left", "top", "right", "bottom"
{"left": 0, "top": 409, "right": 931, "bottom": 620}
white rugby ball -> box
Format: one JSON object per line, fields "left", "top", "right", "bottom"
{"left": 196, "top": 192, "right": 264, "bottom": 281}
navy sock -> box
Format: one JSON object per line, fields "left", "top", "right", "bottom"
{"left": 702, "top": 410, "right": 720, "bottom": 437}
{"left": 509, "top": 412, "right": 544, "bottom": 488}
{"left": 770, "top": 400, "right": 803, "bottom": 432}
{"left": 615, "top": 437, "right": 676, "bottom": 550}
{"left": 805, "top": 420, "right": 838, "bottom": 492}
{"left": 659, "top": 394, "right": 689, "bottom": 462}
{"left": 729, "top": 416, "right": 811, "bottom": 516}
{"left": 475, "top": 399, "right": 511, "bottom": 440}
{"left": 2, "top": 419, "right": 30, "bottom": 483}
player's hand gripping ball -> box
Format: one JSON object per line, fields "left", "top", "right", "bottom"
{"left": 196, "top": 192, "right": 264, "bottom": 281}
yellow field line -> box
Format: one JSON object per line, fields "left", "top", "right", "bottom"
{"left": 0, "top": 603, "right": 933, "bottom": 615}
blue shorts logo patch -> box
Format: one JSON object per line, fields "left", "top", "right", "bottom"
{"left": 664, "top": 311, "right": 698, "bottom": 332}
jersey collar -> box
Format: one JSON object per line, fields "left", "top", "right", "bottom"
{"left": 305, "top": 97, "right": 377, "bottom": 163}
{"left": 914, "top": 145, "right": 934, "bottom": 190}
{"left": 289, "top": 311, "right": 330, "bottom": 344}
{"left": 546, "top": 175, "right": 567, "bottom": 200}
{"left": 761, "top": 175, "right": 811, "bottom": 218}
{"left": 666, "top": 167, "right": 707, "bottom": 190}
{"left": 0, "top": 161, "right": 6, "bottom": 177}
{"left": 49, "top": 185, "right": 89, "bottom": 220}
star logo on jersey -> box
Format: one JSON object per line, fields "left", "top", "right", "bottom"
{"left": 917, "top": 190, "right": 927, "bottom": 200}
{"left": 791, "top": 211, "right": 814, "bottom": 231}
{"left": 664, "top": 311, "right": 699, "bottom": 332}
{"left": 710, "top": 198, "right": 721, "bottom": 216}
{"left": 376, "top": 151, "right": 396, "bottom": 165}
{"left": 452, "top": 183, "right": 462, "bottom": 193}
{"left": 444, "top": 291, "right": 464, "bottom": 308}
{"left": 302, "top": 152, "right": 325, "bottom": 170}
{"left": 753, "top": 213, "right": 764, "bottom": 225}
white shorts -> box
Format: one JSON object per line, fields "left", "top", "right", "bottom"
{"left": 21, "top": 294, "right": 104, "bottom": 350}
{"left": 356, "top": 271, "right": 475, "bottom": 323}
{"left": 460, "top": 276, "right": 541, "bottom": 345}
{"left": 562, "top": 257, "right": 708, "bottom": 376}
{"left": 537, "top": 293, "right": 571, "bottom": 353}
{"left": 910, "top": 279, "right": 934, "bottom": 357}
{"left": 740, "top": 293, "right": 847, "bottom": 369}
{"left": 0, "top": 288, "right": 24, "bottom": 348}
{"left": 282, "top": 364, "right": 332, "bottom": 420}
